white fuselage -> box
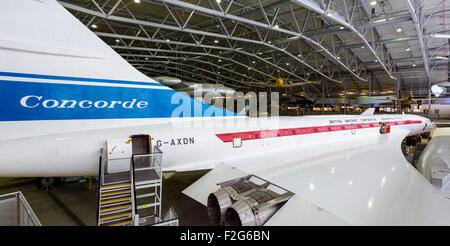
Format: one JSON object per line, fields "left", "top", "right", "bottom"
{"left": 0, "top": 114, "right": 432, "bottom": 177}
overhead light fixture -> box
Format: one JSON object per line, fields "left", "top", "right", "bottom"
{"left": 340, "top": 26, "right": 344, "bottom": 30}
{"left": 286, "top": 63, "right": 290, "bottom": 65}
{"left": 115, "top": 39, "right": 120, "bottom": 43}
{"left": 91, "top": 24, "right": 97, "bottom": 29}
{"left": 396, "top": 27, "right": 402, "bottom": 32}
{"left": 370, "top": 1, "right": 377, "bottom": 6}
{"left": 252, "top": 61, "right": 256, "bottom": 64}
{"left": 274, "top": 24, "right": 279, "bottom": 29}
{"left": 406, "top": 48, "right": 411, "bottom": 51}
{"left": 166, "top": 39, "right": 170, "bottom": 42}
{"left": 327, "top": 13, "right": 332, "bottom": 17}
{"left": 268, "top": 40, "right": 272, "bottom": 44}
{"left": 258, "top": 52, "right": 262, "bottom": 55}
{"left": 412, "top": 64, "right": 416, "bottom": 67}
{"left": 216, "top": 0, "right": 221, "bottom": 3}
{"left": 298, "top": 54, "right": 302, "bottom": 57}
{"left": 134, "top": 0, "right": 140, "bottom": 3}
{"left": 361, "top": 45, "right": 365, "bottom": 49}
{"left": 218, "top": 59, "right": 222, "bottom": 62}
{"left": 145, "top": 57, "right": 149, "bottom": 60}
{"left": 214, "top": 40, "right": 219, "bottom": 43}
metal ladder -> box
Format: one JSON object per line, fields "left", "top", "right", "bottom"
{"left": 97, "top": 146, "right": 174, "bottom": 226}
{"left": 131, "top": 148, "right": 164, "bottom": 225}
{"left": 97, "top": 148, "right": 136, "bottom": 226}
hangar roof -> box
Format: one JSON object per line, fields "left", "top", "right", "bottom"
{"left": 60, "top": 0, "right": 450, "bottom": 98}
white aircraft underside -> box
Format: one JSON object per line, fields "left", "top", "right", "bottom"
{"left": 0, "top": 0, "right": 449, "bottom": 226}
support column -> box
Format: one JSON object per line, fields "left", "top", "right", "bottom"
{"left": 322, "top": 80, "right": 325, "bottom": 115}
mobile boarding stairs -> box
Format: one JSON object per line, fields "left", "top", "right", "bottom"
{"left": 97, "top": 135, "right": 178, "bottom": 226}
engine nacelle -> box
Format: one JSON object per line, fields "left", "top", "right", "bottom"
{"left": 207, "top": 175, "right": 293, "bottom": 226}
{"left": 224, "top": 189, "right": 281, "bottom": 226}
{"left": 207, "top": 179, "right": 258, "bottom": 225}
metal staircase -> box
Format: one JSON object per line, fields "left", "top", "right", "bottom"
{"left": 98, "top": 182, "right": 134, "bottom": 226}
{"left": 96, "top": 135, "right": 178, "bottom": 226}
{"left": 97, "top": 147, "right": 135, "bottom": 226}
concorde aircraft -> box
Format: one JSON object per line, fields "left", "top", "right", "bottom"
{"left": 1, "top": 0, "right": 449, "bottom": 226}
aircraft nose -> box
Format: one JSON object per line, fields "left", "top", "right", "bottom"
{"left": 430, "top": 123, "right": 437, "bottom": 130}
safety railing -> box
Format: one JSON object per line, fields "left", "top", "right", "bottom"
{"left": 137, "top": 206, "right": 179, "bottom": 226}
{"left": 101, "top": 146, "right": 163, "bottom": 186}
{"left": 0, "top": 191, "right": 41, "bottom": 226}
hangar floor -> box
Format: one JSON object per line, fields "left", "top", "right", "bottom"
{"left": 0, "top": 170, "right": 211, "bottom": 226}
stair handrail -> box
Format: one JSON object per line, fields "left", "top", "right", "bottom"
{"left": 96, "top": 147, "right": 104, "bottom": 226}
{"left": 130, "top": 154, "right": 137, "bottom": 225}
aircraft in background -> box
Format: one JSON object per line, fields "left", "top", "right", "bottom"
{"left": 1, "top": 0, "right": 449, "bottom": 226}
{"left": 279, "top": 94, "right": 315, "bottom": 111}
{"left": 153, "top": 76, "right": 236, "bottom": 97}
{"left": 356, "top": 95, "right": 450, "bottom": 108}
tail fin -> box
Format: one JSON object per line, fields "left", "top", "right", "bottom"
{"left": 0, "top": 0, "right": 235, "bottom": 122}
{"left": 238, "top": 105, "right": 249, "bottom": 115}
{"left": 0, "top": 0, "right": 151, "bottom": 83}
{"left": 361, "top": 108, "right": 375, "bottom": 116}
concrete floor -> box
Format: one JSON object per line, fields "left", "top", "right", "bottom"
{"left": 0, "top": 170, "right": 211, "bottom": 226}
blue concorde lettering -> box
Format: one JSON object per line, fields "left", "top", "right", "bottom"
{"left": 0, "top": 79, "right": 237, "bottom": 121}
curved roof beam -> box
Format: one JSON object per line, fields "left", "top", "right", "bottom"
{"left": 126, "top": 55, "right": 265, "bottom": 83}
{"left": 97, "top": 32, "right": 305, "bottom": 82}
{"left": 135, "top": 62, "right": 252, "bottom": 88}
{"left": 405, "top": 0, "right": 431, "bottom": 79}
{"left": 131, "top": 59, "right": 252, "bottom": 86}
{"left": 112, "top": 45, "right": 274, "bottom": 79}
{"left": 156, "top": 0, "right": 358, "bottom": 82}
{"left": 137, "top": 65, "right": 216, "bottom": 85}
{"left": 290, "top": 0, "right": 396, "bottom": 81}
{"left": 60, "top": 1, "right": 345, "bottom": 83}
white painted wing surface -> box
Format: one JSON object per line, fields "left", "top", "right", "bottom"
{"left": 184, "top": 129, "right": 450, "bottom": 225}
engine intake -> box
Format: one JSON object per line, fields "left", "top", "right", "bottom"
{"left": 207, "top": 179, "right": 258, "bottom": 225}
{"left": 207, "top": 175, "right": 293, "bottom": 226}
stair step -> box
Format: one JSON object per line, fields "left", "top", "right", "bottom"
{"left": 100, "top": 187, "right": 131, "bottom": 194}
{"left": 101, "top": 190, "right": 131, "bottom": 197}
{"left": 100, "top": 193, "right": 131, "bottom": 200}
{"left": 100, "top": 204, "right": 131, "bottom": 213}
{"left": 99, "top": 215, "right": 133, "bottom": 225}
{"left": 107, "top": 219, "right": 133, "bottom": 226}
{"left": 100, "top": 200, "right": 131, "bottom": 208}
{"left": 100, "top": 197, "right": 131, "bottom": 205}
{"left": 101, "top": 183, "right": 131, "bottom": 190}
{"left": 100, "top": 212, "right": 131, "bottom": 221}
{"left": 100, "top": 207, "right": 132, "bottom": 216}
